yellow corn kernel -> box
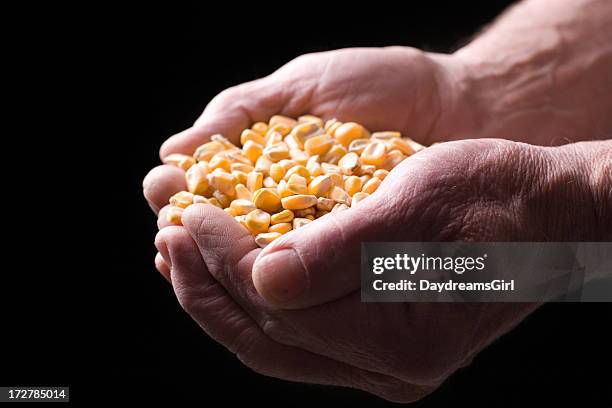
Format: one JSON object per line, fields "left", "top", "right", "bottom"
{"left": 329, "top": 186, "right": 351, "bottom": 205}
{"left": 211, "top": 134, "right": 237, "bottom": 149}
{"left": 360, "top": 141, "right": 387, "bottom": 167}
{"left": 382, "top": 150, "right": 406, "bottom": 170}
{"left": 276, "top": 179, "right": 290, "bottom": 198}
{"left": 230, "top": 199, "right": 257, "bottom": 216}
{"left": 209, "top": 171, "right": 236, "bottom": 196}
{"left": 207, "top": 197, "right": 222, "bottom": 208}
{"left": 321, "top": 162, "right": 342, "bottom": 174}
{"left": 402, "top": 137, "right": 426, "bottom": 152}
{"left": 304, "top": 134, "right": 333, "bottom": 156}
{"left": 306, "top": 160, "right": 322, "bottom": 177}
{"left": 292, "top": 217, "right": 312, "bottom": 229}
{"left": 263, "top": 176, "right": 277, "bottom": 188}
{"left": 325, "top": 118, "right": 343, "bottom": 135}
{"left": 246, "top": 171, "right": 264, "bottom": 192}
{"left": 213, "top": 190, "right": 233, "bottom": 208}
{"left": 334, "top": 122, "right": 367, "bottom": 147}
{"left": 308, "top": 174, "right": 332, "bottom": 197}
{"left": 347, "top": 138, "right": 371, "bottom": 155}
{"left": 192, "top": 195, "right": 210, "bottom": 204}
{"left": 278, "top": 159, "right": 300, "bottom": 171}
{"left": 231, "top": 170, "right": 248, "bottom": 186}
{"left": 269, "top": 115, "right": 297, "bottom": 129}
{"left": 324, "top": 118, "right": 340, "bottom": 131}
{"left": 291, "top": 122, "right": 322, "bottom": 147}
{"left": 242, "top": 140, "right": 263, "bottom": 163}
{"left": 355, "top": 164, "right": 376, "bottom": 176}
{"left": 237, "top": 216, "right": 249, "bottom": 230}
{"left": 289, "top": 148, "right": 309, "bottom": 164}
{"left": 371, "top": 131, "right": 402, "bottom": 140}
{"left": 185, "top": 161, "right": 209, "bottom": 195}
{"left": 316, "top": 197, "right": 334, "bottom": 211}
{"left": 332, "top": 203, "right": 349, "bottom": 212}
{"left": 170, "top": 191, "right": 194, "bottom": 208}
{"left": 305, "top": 215, "right": 315, "bottom": 220}
{"left": 328, "top": 172, "right": 344, "bottom": 189}
{"left": 266, "top": 123, "right": 291, "bottom": 138}
{"left": 254, "top": 155, "right": 273, "bottom": 175}
{"left": 166, "top": 206, "right": 184, "bottom": 224}
{"left": 231, "top": 163, "right": 254, "bottom": 173}
{"left": 284, "top": 165, "right": 310, "bottom": 181}
{"left": 284, "top": 133, "right": 301, "bottom": 150}
{"left": 263, "top": 142, "right": 290, "bottom": 162}
{"left": 373, "top": 169, "right": 389, "bottom": 180}
{"left": 338, "top": 152, "right": 360, "bottom": 175}
{"left": 344, "top": 176, "right": 363, "bottom": 196}
{"left": 269, "top": 163, "right": 286, "bottom": 183}
{"left": 265, "top": 131, "right": 283, "bottom": 146}
{"left": 304, "top": 154, "right": 317, "bottom": 164}
{"left": 388, "top": 137, "right": 415, "bottom": 156}
{"left": 321, "top": 144, "right": 347, "bottom": 165}
{"left": 351, "top": 192, "right": 370, "bottom": 206}
{"left": 269, "top": 222, "right": 292, "bottom": 234}
{"left": 362, "top": 177, "right": 381, "bottom": 194}
{"left": 255, "top": 232, "right": 282, "bottom": 248}
{"left": 245, "top": 209, "right": 271, "bottom": 234}
{"left": 252, "top": 188, "right": 282, "bottom": 213}
{"left": 281, "top": 194, "right": 318, "bottom": 210}
{"left": 298, "top": 114, "right": 324, "bottom": 127}
{"left": 251, "top": 122, "right": 269, "bottom": 136}
{"left": 284, "top": 174, "right": 307, "bottom": 195}
{"left": 225, "top": 207, "right": 237, "bottom": 216}
{"left": 194, "top": 141, "right": 225, "bottom": 161}
{"left": 235, "top": 184, "right": 252, "bottom": 200}
{"left": 271, "top": 209, "right": 294, "bottom": 224}
{"left": 209, "top": 155, "right": 231, "bottom": 172}
{"left": 227, "top": 151, "right": 252, "bottom": 166}
{"left": 294, "top": 207, "right": 315, "bottom": 217}
{"left": 315, "top": 210, "right": 330, "bottom": 218}
{"left": 241, "top": 129, "right": 266, "bottom": 146}
{"left": 163, "top": 153, "right": 196, "bottom": 170}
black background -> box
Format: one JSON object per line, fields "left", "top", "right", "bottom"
{"left": 3, "top": 2, "right": 611, "bottom": 406}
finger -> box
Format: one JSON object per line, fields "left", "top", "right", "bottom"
{"left": 157, "top": 205, "right": 178, "bottom": 229}
{"left": 157, "top": 226, "right": 430, "bottom": 402}
{"left": 154, "top": 252, "right": 171, "bottom": 282}
{"left": 180, "top": 203, "right": 265, "bottom": 312}
{"left": 143, "top": 165, "right": 187, "bottom": 214}
{"left": 159, "top": 76, "right": 299, "bottom": 159}
{"left": 252, "top": 185, "right": 398, "bottom": 309}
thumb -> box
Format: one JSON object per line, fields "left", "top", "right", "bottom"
{"left": 252, "top": 196, "right": 391, "bottom": 309}
{"left": 159, "top": 74, "right": 302, "bottom": 159}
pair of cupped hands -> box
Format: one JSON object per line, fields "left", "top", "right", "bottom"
{"left": 143, "top": 48, "right": 596, "bottom": 401}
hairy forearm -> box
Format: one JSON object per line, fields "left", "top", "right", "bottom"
{"left": 450, "top": 0, "right": 612, "bottom": 145}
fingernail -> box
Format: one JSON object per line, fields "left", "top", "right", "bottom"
{"left": 254, "top": 249, "right": 307, "bottom": 305}
{"left": 155, "top": 238, "right": 172, "bottom": 269}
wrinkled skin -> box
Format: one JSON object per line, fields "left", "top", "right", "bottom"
{"left": 143, "top": 48, "right": 600, "bottom": 402}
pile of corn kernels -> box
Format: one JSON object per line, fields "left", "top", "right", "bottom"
{"left": 163, "top": 115, "right": 425, "bottom": 247}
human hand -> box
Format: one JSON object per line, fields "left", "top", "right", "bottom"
{"left": 152, "top": 137, "right": 601, "bottom": 402}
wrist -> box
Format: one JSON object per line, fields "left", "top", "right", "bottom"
{"left": 556, "top": 141, "right": 612, "bottom": 241}
{"left": 534, "top": 141, "right": 610, "bottom": 241}
{"left": 449, "top": 0, "right": 612, "bottom": 145}
{"left": 424, "top": 52, "right": 485, "bottom": 145}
